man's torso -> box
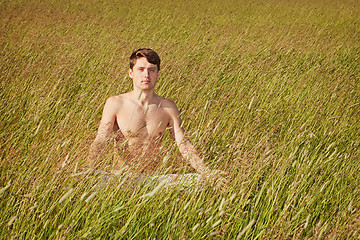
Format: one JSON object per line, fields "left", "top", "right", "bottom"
{"left": 111, "top": 93, "right": 173, "bottom": 172}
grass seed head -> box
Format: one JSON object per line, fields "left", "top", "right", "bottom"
{"left": 43, "top": 220, "right": 49, "bottom": 229}
{"left": 59, "top": 188, "right": 74, "bottom": 203}
{"left": 219, "top": 198, "right": 225, "bottom": 211}
{"left": 29, "top": 203, "right": 38, "bottom": 212}
{"left": 192, "top": 223, "right": 200, "bottom": 232}
{"left": 219, "top": 210, "right": 225, "bottom": 217}
{"left": 236, "top": 219, "right": 256, "bottom": 239}
{"left": 85, "top": 192, "right": 97, "bottom": 203}
{"left": 183, "top": 201, "right": 191, "bottom": 211}
{"left": 8, "top": 215, "right": 17, "bottom": 227}
{"left": 0, "top": 181, "right": 12, "bottom": 197}
{"left": 212, "top": 219, "right": 222, "bottom": 228}
{"left": 210, "top": 231, "right": 221, "bottom": 236}
{"left": 206, "top": 215, "right": 214, "bottom": 224}
{"left": 80, "top": 192, "right": 88, "bottom": 201}
{"left": 229, "top": 193, "right": 237, "bottom": 201}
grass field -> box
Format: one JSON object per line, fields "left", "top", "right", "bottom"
{"left": 1, "top": 0, "right": 359, "bottom": 239}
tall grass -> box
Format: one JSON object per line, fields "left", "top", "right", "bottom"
{"left": 1, "top": 0, "right": 359, "bottom": 238}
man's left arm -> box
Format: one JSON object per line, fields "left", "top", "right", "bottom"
{"left": 166, "top": 100, "right": 228, "bottom": 185}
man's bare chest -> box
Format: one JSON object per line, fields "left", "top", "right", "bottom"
{"left": 115, "top": 105, "right": 170, "bottom": 137}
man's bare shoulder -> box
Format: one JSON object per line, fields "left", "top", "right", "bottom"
{"left": 157, "top": 96, "right": 178, "bottom": 110}
{"left": 105, "top": 93, "right": 132, "bottom": 106}
{"left": 157, "top": 96, "right": 181, "bottom": 120}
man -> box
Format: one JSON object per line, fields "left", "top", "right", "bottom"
{"left": 88, "top": 48, "right": 227, "bottom": 187}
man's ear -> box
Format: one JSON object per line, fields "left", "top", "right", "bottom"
{"left": 129, "top": 68, "right": 133, "bottom": 78}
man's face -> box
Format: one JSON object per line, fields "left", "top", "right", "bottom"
{"left": 129, "top": 57, "right": 159, "bottom": 91}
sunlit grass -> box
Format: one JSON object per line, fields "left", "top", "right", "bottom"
{"left": 1, "top": 0, "right": 359, "bottom": 238}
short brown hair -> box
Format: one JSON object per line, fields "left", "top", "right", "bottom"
{"left": 129, "top": 48, "right": 161, "bottom": 71}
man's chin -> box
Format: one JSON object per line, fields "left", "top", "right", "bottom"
{"left": 139, "top": 87, "right": 153, "bottom": 91}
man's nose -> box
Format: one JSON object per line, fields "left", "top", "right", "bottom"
{"left": 144, "top": 69, "right": 149, "bottom": 76}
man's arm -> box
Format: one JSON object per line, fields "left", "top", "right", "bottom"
{"left": 166, "top": 100, "right": 227, "bottom": 183}
{"left": 88, "top": 96, "right": 120, "bottom": 168}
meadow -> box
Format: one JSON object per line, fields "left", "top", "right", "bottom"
{"left": 0, "top": 0, "right": 359, "bottom": 238}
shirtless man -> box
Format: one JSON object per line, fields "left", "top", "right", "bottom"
{"left": 88, "top": 48, "right": 227, "bottom": 186}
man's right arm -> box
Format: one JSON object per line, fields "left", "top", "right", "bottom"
{"left": 87, "top": 96, "right": 120, "bottom": 168}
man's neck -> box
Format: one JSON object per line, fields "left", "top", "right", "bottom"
{"left": 131, "top": 89, "right": 156, "bottom": 107}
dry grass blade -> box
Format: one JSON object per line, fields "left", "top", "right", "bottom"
{"left": 236, "top": 219, "right": 256, "bottom": 239}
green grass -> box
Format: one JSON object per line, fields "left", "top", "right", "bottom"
{"left": 1, "top": 0, "right": 359, "bottom": 238}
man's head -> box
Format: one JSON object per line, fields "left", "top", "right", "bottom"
{"left": 129, "top": 48, "right": 161, "bottom": 71}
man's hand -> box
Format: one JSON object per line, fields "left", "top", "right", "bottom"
{"left": 203, "top": 169, "right": 230, "bottom": 190}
